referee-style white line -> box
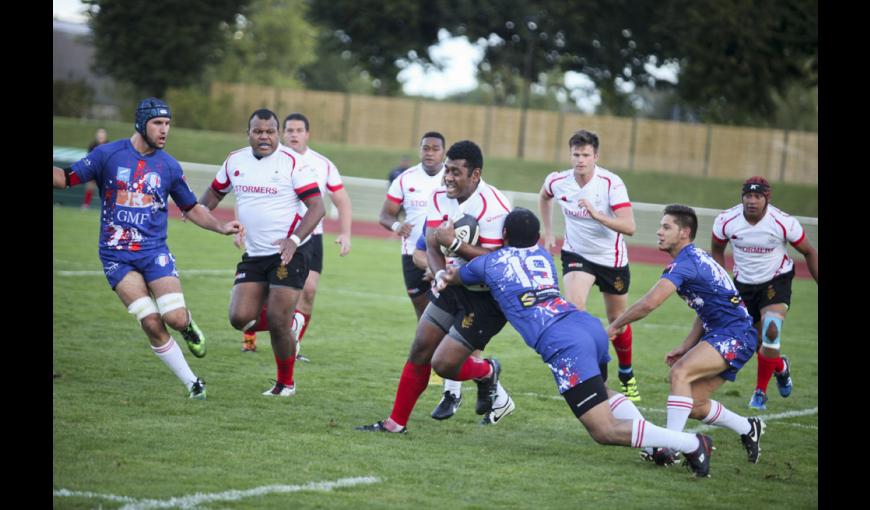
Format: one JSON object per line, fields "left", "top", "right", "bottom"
{"left": 54, "top": 475, "right": 381, "bottom": 510}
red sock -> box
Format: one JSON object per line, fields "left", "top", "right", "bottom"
{"left": 83, "top": 188, "right": 93, "bottom": 207}
{"left": 774, "top": 356, "right": 785, "bottom": 373}
{"left": 455, "top": 356, "right": 491, "bottom": 381}
{"left": 296, "top": 311, "right": 312, "bottom": 342}
{"left": 756, "top": 351, "right": 778, "bottom": 393}
{"left": 253, "top": 304, "right": 270, "bottom": 331}
{"left": 612, "top": 324, "right": 633, "bottom": 367}
{"left": 388, "top": 361, "right": 431, "bottom": 427}
{"left": 275, "top": 353, "right": 296, "bottom": 386}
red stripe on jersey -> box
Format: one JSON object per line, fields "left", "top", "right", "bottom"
{"left": 69, "top": 171, "right": 82, "bottom": 187}
{"left": 546, "top": 174, "right": 569, "bottom": 197}
{"left": 612, "top": 202, "right": 631, "bottom": 210}
{"left": 426, "top": 219, "right": 443, "bottom": 228}
{"left": 279, "top": 150, "right": 298, "bottom": 168}
{"left": 489, "top": 185, "right": 511, "bottom": 213}
{"left": 614, "top": 233, "right": 622, "bottom": 267}
{"left": 295, "top": 182, "right": 320, "bottom": 196}
{"left": 287, "top": 213, "right": 302, "bottom": 237}
{"left": 480, "top": 236, "right": 503, "bottom": 247}
{"left": 711, "top": 233, "right": 728, "bottom": 245}
{"left": 773, "top": 218, "right": 788, "bottom": 239}
{"left": 326, "top": 183, "right": 344, "bottom": 192}
{"left": 387, "top": 193, "right": 402, "bottom": 204}
{"left": 597, "top": 174, "right": 612, "bottom": 192}
{"left": 210, "top": 178, "right": 229, "bottom": 195}
{"left": 476, "top": 194, "right": 488, "bottom": 222}
{"left": 432, "top": 190, "right": 446, "bottom": 214}
{"left": 720, "top": 212, "right": 741, "bottom": 240}
{"left": 296, "top": 187, "right": 321, "bottom": 202}
{"left": 790, "top": 231, "right": 806, "bottom": 247}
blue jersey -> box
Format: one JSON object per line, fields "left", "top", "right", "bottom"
{"left": 460, "top": 245, "right": 579, "bottom": 349}
{"left": 70, "top": 139, "right": 198, "bottom": 252}
{"left": 661, "top": 244, "right": 753, "bottom": 333}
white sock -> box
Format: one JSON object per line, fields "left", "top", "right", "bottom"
{"left": 666, "top": 395, "right": 694, "bottom": 432}
{"left": 632, "top": 419, "right": 701, "bottom": 453}
{"left": 609, "top": 392, "right": 643, "bottom": 420}
{"left": 702, "top": 400, "right": 752, "bottom": 435}
{"left": 493, "top": 381, "right": 510, "bottom": 407}
{"left": 444, "top": 379, "right": 462, "bottom": 397}
{"left": 151, "top": 337, "right": 197, "bottom": 390}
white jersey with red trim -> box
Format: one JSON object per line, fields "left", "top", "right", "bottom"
{"left": 386, "top": 163, "right": 444, "bottom": 255}
{"left": 211, "top": 145, "right": 320, "bottom": 257}
{"left": 294, "top": 147, "right": 344, "bottom": 235}
{"left": 425, "top": 178, "right": 512, "bottom": 278}
{"left": 543, "top": 166, "right": 631, "bottom": 267}
{"left": 712, "top": 204, "right": 806, "bottom": 284}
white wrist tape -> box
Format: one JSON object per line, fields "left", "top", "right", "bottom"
{"left": 391, "top": 221, "right": 401, "bottom": 232}
{"left": 289, "top": 234, "right": 302, "bottom": 246}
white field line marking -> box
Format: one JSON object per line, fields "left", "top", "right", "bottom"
{"left": 54, "top": 475, "right": 381, "bottom": 510}
{"left": 686, "top": 407, "right": 818, "bottom": 433}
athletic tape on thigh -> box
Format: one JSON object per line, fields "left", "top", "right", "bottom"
{"left": 156, "top": 292, "right": 186, "bottom": 316}
{"left": 127, "top": 296, "right": 159, "bottom": 321}
{"left": 761, "top": 312, "right": 784, "bottom": 349}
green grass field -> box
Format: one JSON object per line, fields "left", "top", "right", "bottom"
{"left": 52, "top": 116, "right": 819, "bottom": 217}
{"left": 53, "top": 208, "right": 818, "bottom": 509}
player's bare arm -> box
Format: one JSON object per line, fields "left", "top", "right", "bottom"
{"left": 379, "top": 199, "right": 412, "bottom": 237}
{"left": 435, "top": 265, "right": 463, "bottom": 291}
{"left": 793, "top": 238, "right": 819, "bottom": 283}
{"left": 581, "top": 201, "right": 637, "bottom": 236}
{"left": 709, "top": 237, "right": 728, "bottom": 269}
{"left": 198, "top": 187, "right": 224, "bottom": 211}
{"left": 425, "top": 228, "right": 448, "bottom": 274}
{"left": 666, "top": 317, "right": 705, "bottom": 366}
{"left": 53, "top": 166, "right": 68, "bottom": 188}
{"left": 607, "top": 278, "right": 678, "bottom": 337}
{"left": 183, "top": 203, "right": 244, "bottom": 236}
{"left": 274, "top": 194, "right": 326, "bottom": 265}
{"left": 538, "top": 183, "right": 556, "bottom": 249}
{"left": 331, "top": 188, "right": 353, "bottom": 256}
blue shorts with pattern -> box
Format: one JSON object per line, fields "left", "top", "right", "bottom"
{"left": 703, "top": 327, "right": 758, "bottom": 381}
{"left": 538, "top": 311, "right": 612, "bottom": 394}
{"left": 99, "top": 246, "right": 179, "bottom": 289}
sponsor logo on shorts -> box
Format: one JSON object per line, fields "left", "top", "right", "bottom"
{"left": 234, "top": 272, "right": 246, "bottom": 280}
{"left": 461, "top": 312, "right": 475, "bottom": 329}
{"left": 568, "top": 262, "right": 583, "bottom": 268}
{"left": 276, "top": 265, "right": 288, "bottom": 280}
{"left": 104, "top": 262, "right": 120, "bottom": 275}
{"left": 407, "top": 287, "right": 420, "bottom": 295}
{"left": 156, "top": 254, "right": 169, "bottom": 267}
{"left": 766, "top": 286, "right": 776, "bottom": 300}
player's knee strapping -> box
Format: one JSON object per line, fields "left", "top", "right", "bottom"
{"left": 156, "top": 293, "right": 186, "bottom": 317}
{"left": 127, "top": 296, "right": 159, "bottom": 322}
{"left": 761, "top": 312, "right": 784, "bottom": 349}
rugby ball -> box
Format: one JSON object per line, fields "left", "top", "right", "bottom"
{"left": 441, "top": 214, "right": 480, "bottom": 256}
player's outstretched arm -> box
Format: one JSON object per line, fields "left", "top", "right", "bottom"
{"left": 331, "top": 188, "right": 353, "bottom": 256}
{"left": 53, "top": 167, "right": 67, "bottom": 189}
{"left": 607, "top": 278, "right": 678, "bottom": 337}
{"left": 793, "top": 238, "right": 818, "bottom": 284}
{"left": 581, "top": 201, "right": 636, "bottom": 236}
{"left": 183, "top": 203, "right": 243, "bottom": 236}
{"left": 538, "top": 183, "right": 556, "bottom": 250}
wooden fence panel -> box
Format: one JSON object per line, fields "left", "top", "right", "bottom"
{"left": 708, "top": 126, "right": 785, "bottom": 181}
{"left": 781, "top": 131, "right": 819, "bottom": 185}
{"left": 275, "top": 89, "right": 347, "bottom": 143}
{"left": 345, "top": 95, "right": 416, "bottom": 149}
{"left": 522, "top": 110, "right": 561, "bottom": 162}
{"left": 560, "top": 113, "right": 633, "bottom": 169}
{"left": 634, "top": 119, "right": 708, "bottom": 176}
{"left": 488, "top": 107, "right": 523, "bottom": 159}
{"left": 416, "top": 101, "right": 490, "bottom": 151}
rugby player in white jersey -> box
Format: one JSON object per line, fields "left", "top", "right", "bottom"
{"left": 199, "top": 109, "right": 325, "bottom": 397}
{"left": 238, "top": 113, "right": 353, "bottom": 359}
{"left": 539, "top": 130, "right": 642, "bottom": 402}
{"left": 357, "top": 140, "right": 515, "bottom": 432}
{"left": 711, "top": 176, "right": 818, "bottom": 410}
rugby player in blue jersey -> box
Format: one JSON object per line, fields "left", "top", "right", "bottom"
{"left": 437, "top": 208, "right": 714, "bottom": 477}
{"left": 53, "top": 98, "right": 243, "bottom": 400}
{"left": 608, "top": 205, "right": 764, "bottom": 465}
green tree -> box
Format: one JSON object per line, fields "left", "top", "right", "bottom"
{"left": 209, "top": 0, "right": 317, "bottom": 88}
{"left": 83, "top": 0, "right": 250, "bottom": 97}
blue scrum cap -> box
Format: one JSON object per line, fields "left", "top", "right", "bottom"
{"left": 135, "top": 98, "right": 172, "bottom": 136}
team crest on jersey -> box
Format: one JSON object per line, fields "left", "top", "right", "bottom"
{"left": 117, "top": 167, "right": 131, "bottom": 184}
{"left": 144, "top": 172, "right": 162, "bottom": 190}
{"left": 613, "top": 277, "right": 625, "bottom": 292}
{"left": 766, "top": 286, "right": 776, "bottom": 300}
{"left": 461, "top": 312, "right": 476, "bottom": 329}
{"left": 276, "top": 264, "right": 288, "bottom": 280}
